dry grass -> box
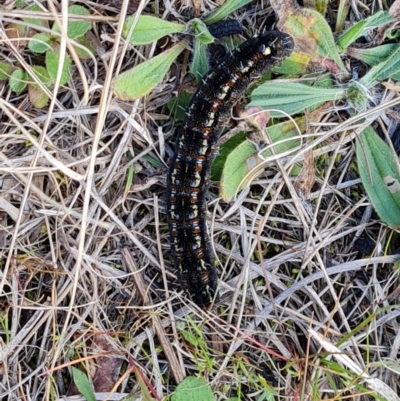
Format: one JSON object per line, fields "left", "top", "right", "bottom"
{"left": 1, "top": 0, "right": 400, "bottom": 400}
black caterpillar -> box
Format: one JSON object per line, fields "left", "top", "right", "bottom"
{"left": 207, "top": 19, "right": 244, "bottom": 39}
{"left": 167, "top": 31, "right": 294, "bottom": 308}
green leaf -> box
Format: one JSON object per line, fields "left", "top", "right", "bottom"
{"left": 324, "top": 372, "right": 339, "bottom": 394}
{"left": 123, "top": 14, "right": 185, "bottom": 45}
{"left": 9, "top": 69, "right": 28, "bottom": 94}
{"left": 139, "top": 153, "right": 164, "bottom": 168}
{"left": 45, "top": 49, "right": 72, "bottom": 85}
{"left": 335, "top": 0, "right": 348, "bottom": 32}
{"left": 28, "top": 33, "right": 52, "bottom": 53}
{"left": 113, "top": 41, "right": 186, "bottom": 100}
{"left": 203, "top": 0, "right": 253, "bottom": 25}
{"left": 23, "top": 4, "right": 48, "bottom": 29}
{"left": 67, "top": 5, "right": 91, "bottom": 38}
{"left": 387, "top": 30, "right": 400, "bottom": 40}
{"left": 29, "top": 65, "right": 52, "bottom": 87}
{"left": 337, "top": 11, "right": 394, "bottom": 52}
{"left": 360, "top": 45, "right": 400, "bottom": 87}
{"left": 219, "top": 138, "right": 262, "bottom": 201}
{"left": 272, "top": 51, "right": 314, "bottom": 75}
{"left": 52, "top": 5, "right": 91, "bottom": 40}
{"left": 191, "top": 40, "right": 209, "bottom": 82}
{"left": 180, "top": 329, "right": 200, "bottom": 346}
{"left": 26, "top": 65, "right": 52, "bottom": 108}
{"left": 190, "top": 19, "right": 214, "bottom": 44}
{"left": 16, "top": 0, "right": 27, "bottom": 8}
{"left": 346, "top": 81, "right": 369, "bottom": 111}
{"left": 356, "top": 127, "right": 400, "bottom": 229}
{"left": 262, "top": 118, "right": 303, "bottom": 159}
{"left": 248, "top": 81, "right": 344, "bottom": 117}
{"left": 212, "top": 132, "right": 248, "bottom": 181}
{"left": 217, "top": 118, "right": 302, "bottom": 201}
{"left": 348, "top": 44, "right": 398, "bottom": 66}
{"left": 74, "top": 35, "right": 96, "bottom": 59}
{"left": 71, "top": 367, "right": 96, "bottom": 401}
{"left": 0, "top": 62, "right": 14, "bottom": 80}
{"left": 172, "top": 377, "right": 214, "bottom": 401}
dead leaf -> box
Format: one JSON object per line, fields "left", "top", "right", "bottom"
{"left": 294, "top": 148, "right": 315, "bottom": 200}
{"left": 92, "top": 334, "right": 123, "bottom": 393}
{"left": 240, "top": 107, "right": 271, "bottom": 135}
{"left": 66, "top": 334, "right": 123, "bottom": 396}
{"left": 382, "top": 81, "right": 400, "bottom": 92}
{"left": 272, "top": 0, "right": 348, "bottom": 77}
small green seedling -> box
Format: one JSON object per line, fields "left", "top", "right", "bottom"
{"left": 0, "top": 4, "right": 94, "bottom": 108}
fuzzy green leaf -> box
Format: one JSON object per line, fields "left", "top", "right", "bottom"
{"left": 113, "top": 41, "right": 186, "bottom": 100}
{"left": 203, "top": 0, "right": 253, "bottom": 25}
{"left": 356, "top": 127, "right": 400, "bottom": 229}
{"left": 335, "top": 0, "right": 347, "bottom": 31}
{"left": 219, "top": 139, "right": 262, "bottom": 201}
{"left": 52, "top": 5, "right": 91, "bottom": 39}
{"left": 68, "top": 4, "right": 92, "bottom": 39}
{"left": 337, "top": 11, "right": 394, "bottom": 52}
{"left": 346, "top": 82, "right": 369, "bottom": 111}
{"left": 248, "top": 81, "right": 344, "bottom": 117}
{"left": 191, "top": 40, "right": 209, "bottom": 82}
{"left": 45, "top": 49, "right": 72, "bottom": 85}
{"left": 16, "top": 0, "right": 27, "bottom": 8}
{"left": 28, "top": 33, "right": 52, "bottom": 53}
{"left": 10, "top": 69, "right": 28, "bottom": 94}
{"left": 67, "top": 5, "right": 91, "bottom": 38}
{"left": 190, "top": 19, "right": 214, "bottom": 44}
{"left": 272, "top": 51, "right": 314, "bottom": 75}
{"left": 218, "top": 118, "right": 302, "bottom": 201}
{"left": 0, "top": 62, "right": 14, "bottom": 80}
{"left": 74, "top": 35, "right": 96, "bottom": 59}
{"left": 23, "top": 4, "right": 48, "bottom": 28}
{"left": 172, "top": 377, "right": 214, "bottom": 401}
{"left": 360, "top": 45, "right": 400, "bottom": 87}
{"left": 348, "top": 44, "right": 398, "bottom": 66}
{"left": 212, "top": 132, "right": 248, "bottom": 181}
{"left": 29, "top": 65, "right": 52, "bottom": 87}
{"left": 72, "top": 367, "right": 96, "bottom": 401}
{"left": 123, "top": 14, "right": 185, "bottom": 45}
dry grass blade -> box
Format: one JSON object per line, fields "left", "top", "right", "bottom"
{"left": 121, "top": 248, "right": 184, "bottom": 384}
{"left": 310, "top": 329, "right": 400, "bottom": 401}
{"left": 1, "top": 0, "right": 400, "bottom": 400}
